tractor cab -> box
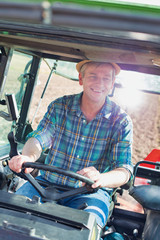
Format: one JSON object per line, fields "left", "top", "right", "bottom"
{"left": 0, "top": 1, "right": 160, "bottom": 239}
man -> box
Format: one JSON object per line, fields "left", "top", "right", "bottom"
{"left": 9, "top": 60, "right": 133, "bottom": 230}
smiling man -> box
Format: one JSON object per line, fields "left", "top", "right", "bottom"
{"left": 9, "top": 60, "right": 133, "bottom": 232}
{"left": 78, "top": 61, "right": 117, "bottom": 123}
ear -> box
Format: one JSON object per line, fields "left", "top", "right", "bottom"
{"left": 79, "top": 72, "right": 83, "bottom": 86}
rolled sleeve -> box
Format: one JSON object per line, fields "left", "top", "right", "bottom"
{"left": 109, "top": 115, "right": 133, "bottom": 173}
{"left": 27, "top": 102, "right": 56, "bottom": 152}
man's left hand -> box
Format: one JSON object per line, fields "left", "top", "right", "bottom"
{"left": 77, "top": 166, "right": 102, "bottom": 188}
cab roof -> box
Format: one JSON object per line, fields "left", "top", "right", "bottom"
{"left": 0, "top": 0, "right": 160, "bottom": 75}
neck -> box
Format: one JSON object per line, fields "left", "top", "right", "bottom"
{"left": 81, "top": 95, "right": 105, "bottom": 122}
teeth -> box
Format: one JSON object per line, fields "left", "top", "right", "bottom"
{"left": 93, "top": 89, "right": 102, "bottom": 93}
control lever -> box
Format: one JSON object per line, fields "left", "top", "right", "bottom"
{"left": 8, "top": 131, "right": 28, "bottom": 180}
{"left": 8, "top": 131, "right": 19, "bottom": 158}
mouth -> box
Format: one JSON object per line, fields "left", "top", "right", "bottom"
{"left": 91, "top": 88, "right": 104, "bottom": 93}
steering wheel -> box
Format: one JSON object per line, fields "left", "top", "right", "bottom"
{"left": 8, "top": 131, "right": 97, "bottom": 202}
{"left": 21, "top": 162, "right": 97, "bottom": 202}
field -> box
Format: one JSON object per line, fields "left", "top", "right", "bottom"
{"left": 28, "top": 62, "right": 160, "bottom": 213}
{"left": 29, "top": 61, "right": 160, "bottom": 165}
{"left": 1, "top": 54, "right": 160, "bottom": 163}
{"left": 1, "top": 56, "right": 160, "bottom": 212}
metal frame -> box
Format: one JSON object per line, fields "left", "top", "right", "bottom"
{"left": 15, "top": 56, "right": 41, "bottom": 142}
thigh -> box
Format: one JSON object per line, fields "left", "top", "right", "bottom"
{"left": 59, "top": 189, "right": 111, "bottom": 228}
{"left": 16, "top": 180, "right": 111, "bottom": 227}
{"left": 15, "top": 175, "right": 45, "bottom": 200}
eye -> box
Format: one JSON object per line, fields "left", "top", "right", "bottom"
{"left": 89, "top": 76, "right": 97, "bottom": 80}
{"left": 103, "top": 78, "right": 111, "bottom": 82}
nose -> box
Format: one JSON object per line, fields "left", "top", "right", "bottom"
{"left": 96, "top": 77, "right": 104, "bottom": 85}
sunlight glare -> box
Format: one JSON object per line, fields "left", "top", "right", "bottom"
{"left": 115, "top": 70, "right": 145, "bottom": 109}
{"left": 116, "top": 88, "right": 143, "bottom": 109}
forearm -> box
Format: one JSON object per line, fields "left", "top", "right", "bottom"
{"left": 9, "top": 137, "right": 42, "bottom": 173}
{"left": 99, "top": 168, "right": 131, "bottom": 188}
{"left": 22, "top": 137, "right": 42, "bottom": 161}
{"left": 77, "top": 166, "right": 131, "bottom": 189}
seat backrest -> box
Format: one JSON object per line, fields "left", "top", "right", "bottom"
{"left": 129, "top": 185, "right": 160, "bottom": 211}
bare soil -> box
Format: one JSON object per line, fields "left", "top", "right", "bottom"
{"left": 30, "top": 66, "right": 160, "bottom": 165}
{"left": 28, "top": 63, "right": 160, "bottom": 212}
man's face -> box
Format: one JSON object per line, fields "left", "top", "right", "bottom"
{"left": 79, "top": 63, "right": 115, "bottom": 104}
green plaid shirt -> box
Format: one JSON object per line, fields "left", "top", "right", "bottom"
{"left": 27, "top": 92, "right": 133, "bottom": 187}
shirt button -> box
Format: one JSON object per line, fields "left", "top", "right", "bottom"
{"left": 83, "top": 119, "right": 86, "bottom": 123}
{"left": 77, "top": 155, "right": 79, "bottom": 158}
{"left": 82, "top": 137, "right": 84, "bottom": 141}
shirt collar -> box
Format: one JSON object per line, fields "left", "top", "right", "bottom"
{"left": 97, "top": 97, "right": 113, "bottom": 120}
{"left": 69, "top": 92, "right": 113, "bottom": 119}
{"left": 68, "top": 92, "right": 82, "bottom": 117}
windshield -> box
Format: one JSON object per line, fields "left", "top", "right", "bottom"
{"left": 45, "top": 59, "right": 160, "bottom": 94}
{"left": 26, "top": 58, "right": 160, "bottom": 166}
{"left": 0, "top": 55, "right": 160, "bottom": 165}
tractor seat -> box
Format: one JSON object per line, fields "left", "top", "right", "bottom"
{"left": 129, "top": 185, "right": 160, "bottom": 211}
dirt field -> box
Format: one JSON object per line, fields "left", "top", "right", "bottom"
{"left": 119, "top": 93, "right": 160, "bottom": 164}
{"left": 29, "top": 64, "right": 160, "bottom": 165}
{"left": 28, "top": 63, "right": 160, "bottom": 212}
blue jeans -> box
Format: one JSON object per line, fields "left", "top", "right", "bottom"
{"left": 16, "top": 175, "right": 111, "bottom": 228}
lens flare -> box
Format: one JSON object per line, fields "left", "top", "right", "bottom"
{"left": 116, "top": 88, "right": 143, "bottom": 109}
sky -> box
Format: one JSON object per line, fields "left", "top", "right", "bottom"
{"left": 113, "top": 0, "right": 160, "bottom": 6}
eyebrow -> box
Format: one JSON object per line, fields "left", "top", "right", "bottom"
{"left": 88, "top": 73, "right": 111, "bottom": 77}
{"left": 88, "top": 73, "right": 96, "bottom": 75}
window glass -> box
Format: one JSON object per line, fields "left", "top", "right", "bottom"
{"left": 0, "top": 51, "right": 32, "bottom": 145}
{"left": 28, "top": 59, "right": 82, "bottom": 130}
